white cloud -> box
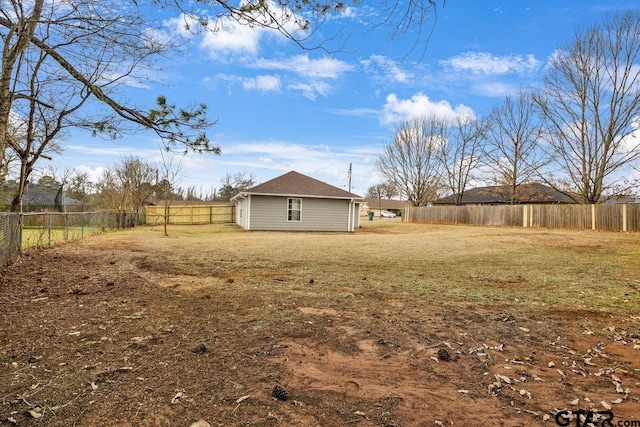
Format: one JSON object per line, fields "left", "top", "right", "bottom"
{"left": 473, "top": 81, "right": 522, "bottom": 98}
{"left": 242, "top": 75, "right": 282, "bottom": 92}
{"left": 211, "top": 54, "right": 352, "bottom": 99}
{"left": 619, "top": 116, "right": 640, "bottom": 152}
{"left": 71, "top": 165, "right": 109, "bottom": 183}
{"left": 440, "top": 52, "right": 540, "bottom": 75}
{"left": 381, "top": 93, "right": 475, "bottom": 126}
{"left": 200, "top": 18, "right": 264, "bottom": 59}
{"left": 212, "top": 73, "right": 281, "bottom": 93}
{"left": 163, "top": 12, "right": 269, "bottom": 59}
{"left": 251, "top": 54, "right": 354, "bottom": 79}
{"left": 361, "top": 55, "right": 413, "bottom": 84}
{"left": 163, "top": 13, "right": 202, "bottom": 38}
{"left": 287, "top": 80, "right": 332, "bottom": 100}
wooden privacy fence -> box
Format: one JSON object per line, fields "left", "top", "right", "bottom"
{"left": 403, "top": 204, "right": 640, "bottom": 232}
{"left": 145, "top": 204, "right": 235, "bottom": 225}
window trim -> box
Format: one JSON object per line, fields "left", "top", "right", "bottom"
{"left": 287, "top": 198, "right": 302, "bottom": 222}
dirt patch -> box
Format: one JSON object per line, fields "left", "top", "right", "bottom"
{"left": 1, "top": 227, "right": 639, "bottom": 426}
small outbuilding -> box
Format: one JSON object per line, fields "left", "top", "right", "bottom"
{"left": 230, "top": 171, "right": 364, "bottom": 232}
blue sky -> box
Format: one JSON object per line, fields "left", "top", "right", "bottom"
{"left": 48, "top": 1, "right": 639, "bottom": 197}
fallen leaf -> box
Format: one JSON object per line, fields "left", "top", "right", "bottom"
{"left": 27, "top": 409, "right": 42, "bottom": 419}
{"left": 171, "top": 391, "right": 185, "bottom": 404}
{"left": 571, "top": 398, "right": 579, "bottom": 405}
{"left": 495, "top": 374, "right": 512, "bottom": 384}
{"left": 235, "top": 395, "right": 250, "bottom": 404}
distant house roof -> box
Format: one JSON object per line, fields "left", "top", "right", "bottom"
{"left": 2, "top": 183, "right": 84, "bottom": 210}
{"left": 435, "top": 183, "right": 577, "bottom": 205}
{"left": 363, "top": 198, "right": 411, "bottom": 210}
{"left": 232, "top": 171, "right": 363, "bottom": 200}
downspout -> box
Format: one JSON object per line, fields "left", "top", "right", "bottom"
{"left": 246, "top": 194, "right": 251, "bottom": 231}
{"left": 348, "top": 199, "right": 354, "bottom": 232}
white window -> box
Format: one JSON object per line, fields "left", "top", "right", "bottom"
{"left": 287, "top": 198, "right": 302, "bottom": 222}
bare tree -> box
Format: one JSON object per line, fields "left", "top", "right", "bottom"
{"left": 534, "top": 10, "right": 640, "bottom": 203}
{"left": 366, "top": 181, "right": 399, "bottom": 214}
{"left": 94, "top": 157, "right": 156, "bottom": 218}
{"left": 377, "top": 116, "right": 445, "bottom": 206}
{"left": 66, "top": 170, "right": 94, "bottom": 206}
{"left": 155, "top": 150, "right": 184, "bottom": 237}
{"left": 115, "top": 157, "right": 157, "bottom": 214}
{"left": 218, "top": 172, "right": 256, "bottom": 202}
{"left": 484, "top": 89, "right": 547, "bottom": 204}
{"left": 438, "top": 115, "right": 487, "bottom": 205}
{"left": 157, "top": 151, "right": 182, "bottom": 237}
{"left": 366, "top": 182, "right": 399, "bottom": 199}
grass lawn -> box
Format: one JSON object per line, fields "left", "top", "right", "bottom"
{"left": 21, "top": 225, "right": 103, "bottom": 249}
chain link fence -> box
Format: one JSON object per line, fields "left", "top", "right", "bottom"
{"left": 0, "top": 213, "right": 21, "bottom": 268}
{"left": 0, "top": 211, "right": 143, "bottom": 268}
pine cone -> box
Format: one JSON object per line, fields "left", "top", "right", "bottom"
{"left": 271, "top": 384, "right": 289, "bottom": 401}
{"left": 437, "top": 348, "right": 451, "bottom": 362}
{"left": 191, "top": 343, "right": 207, "bottom": 354}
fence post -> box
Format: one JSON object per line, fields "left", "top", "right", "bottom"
{"left": 622, "top": 203, "right": 628, "bottom": 232}
{"left": 18, "top": 213, "right": 23, "bottom": 252}
{"left": 47, "top": 214, "right": 52, "bottom": 246}
{"left": 591, "top": 204, "right": 596, "bottom": 230}
{"left": 530, "top": 205, "right": 534, "bottom": 228}
{"left": 523, "top": 205, "right": 528, "bottom": 227}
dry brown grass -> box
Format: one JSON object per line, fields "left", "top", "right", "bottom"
{"left": 124, "top": 220, "right": 640, "bottom": 313}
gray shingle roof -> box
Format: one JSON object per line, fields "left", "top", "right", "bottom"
{"left": 241, "top": 171, "right": 363, "bottom": 199}
{"left": 435, "top": 183, "right": 577, "bottom": 205}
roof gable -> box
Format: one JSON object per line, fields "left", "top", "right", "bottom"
{"left": 243, "top": 171, "right": 362, "bottom": 199}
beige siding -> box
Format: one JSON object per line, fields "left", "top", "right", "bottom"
{"left": 248, "top": 195, "right": 353, "bottom": 231}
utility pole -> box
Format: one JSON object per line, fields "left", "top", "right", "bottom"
{"left": 348, "top": 163, "right": 352, "bottom": 193}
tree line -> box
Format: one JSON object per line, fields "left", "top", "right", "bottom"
{"left": 375, "top": 10, "right": 640, "bottom": 206}
{"left": 0, "top": 158, "right": 256, "bottom": 213}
